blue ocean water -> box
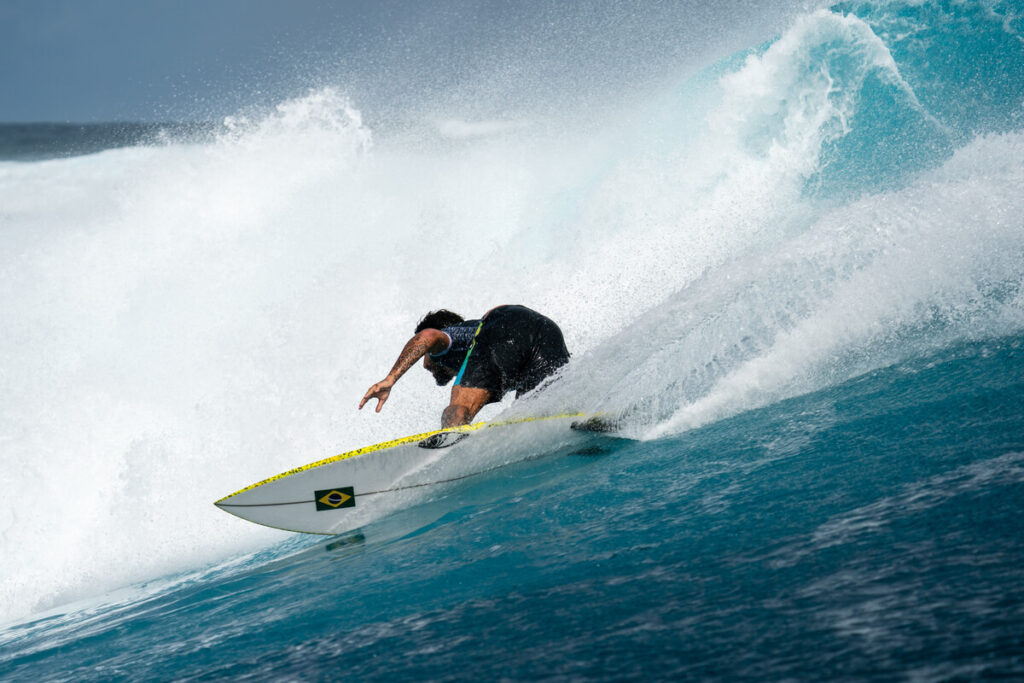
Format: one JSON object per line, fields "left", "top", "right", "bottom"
{"left": 2, "top": 0, "right": 1023, "bottom": 680}
{"left": 3, "top": 339, "right": 1022, "bottom": 680}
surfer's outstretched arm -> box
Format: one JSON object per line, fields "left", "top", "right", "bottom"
{"left": 360, "top": 329, "right": 449, "bottom": 412}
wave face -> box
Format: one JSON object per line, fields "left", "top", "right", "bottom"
{"left": 1, "top": 0, "right": 1023, "bottom": 676}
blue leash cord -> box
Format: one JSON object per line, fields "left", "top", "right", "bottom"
{"left": 453, "top": 320, "right": 484, "bottom": 386}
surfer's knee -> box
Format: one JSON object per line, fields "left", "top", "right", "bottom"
{"left": 444, "top": 385, "right": 491, "bottom": 427}
{"left": 442, "top": 404, "right": 471, "bottom": 427}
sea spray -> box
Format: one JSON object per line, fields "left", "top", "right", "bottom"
{"left": 520, "top": 7, "right": 1024, "bottom": 435}
{"left": 0, "top": 92, "right": 385, "bottom": 621}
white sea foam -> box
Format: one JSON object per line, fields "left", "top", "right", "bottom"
{"left": 517, "top": 10, "right": 1024, "bottom": 435}
{"left": 0, "top": 85, "right": 627, "bottom": 622}
{"left": 643, "top": 131, "right": 1024, "bottom": 438}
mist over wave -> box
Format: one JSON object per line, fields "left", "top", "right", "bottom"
{"left": 1, "top": 0, "right": 1023, "bottom": 625}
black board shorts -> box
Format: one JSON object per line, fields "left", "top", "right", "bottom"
{"left": 456, "top": 305, "right": 570, "bottom": 401}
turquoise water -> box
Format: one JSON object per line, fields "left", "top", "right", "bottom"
{"left": 2, "top": 0, "right": 1023, "bottom": 679}
{"left": 4, "top": 339, "right": 1022, "bottom": 679}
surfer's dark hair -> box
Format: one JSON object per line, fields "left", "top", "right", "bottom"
{"left": 415, "top": 309, "right": 464, "bottom": 333}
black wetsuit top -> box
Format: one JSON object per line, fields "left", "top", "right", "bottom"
{"left": 428, "top": 305, "right": 570, "bottom": 401}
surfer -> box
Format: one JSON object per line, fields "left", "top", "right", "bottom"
{"left": 360, "top": 305, "right": 570, "bottom": 427}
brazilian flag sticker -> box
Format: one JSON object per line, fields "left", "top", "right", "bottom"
{"left": 315, "top": 486, "right": 355, "bottom": 510}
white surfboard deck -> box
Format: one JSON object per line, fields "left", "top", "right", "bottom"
{"left": 214, "top": 413, "right": 607, "bottom": 535}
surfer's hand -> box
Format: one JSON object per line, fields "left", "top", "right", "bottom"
{"left": 360, "top": 378, "right": 394, "bottom": 412}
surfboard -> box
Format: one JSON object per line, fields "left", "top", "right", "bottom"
{"left": 214, "top": 413, "right": 611, "bottom": 535}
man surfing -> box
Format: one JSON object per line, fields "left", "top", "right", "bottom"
{"left": 360, "top": 305, "right": 570, "bottom": 427}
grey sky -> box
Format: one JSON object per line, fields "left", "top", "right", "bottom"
{"left": 0, "top": 0, "right": 809, "bottom": 123}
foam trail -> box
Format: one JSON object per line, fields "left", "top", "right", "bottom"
{"left": 646, "top": 132, "right": 1024, "bottom": 438}
{"left": 526, "top": 128, "right": 1024, "bottom": 436}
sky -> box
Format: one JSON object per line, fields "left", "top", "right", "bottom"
{"left": 0, "top": 0, "right": 390, "bottom": 122}
{"left": 0, "top": 0, "right": 810, "bottom": 123}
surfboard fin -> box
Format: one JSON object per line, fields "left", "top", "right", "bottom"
{"left": 418, "top": 431, "right": 469, "bottom": 449}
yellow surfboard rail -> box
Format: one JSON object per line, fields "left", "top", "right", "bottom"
{"left": 214, "top": 412, "right": 586, "bottom": 505}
